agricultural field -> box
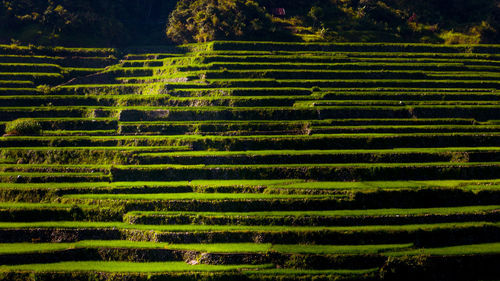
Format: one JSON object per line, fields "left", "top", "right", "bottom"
{"left": 0, "top": 41, "right": 499, "bottom": 281}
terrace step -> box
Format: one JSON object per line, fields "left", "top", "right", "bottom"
{"left": 0, "top": 88, "right": 40, "bottom": 96}
{"left": 135, "top": 148, "right": 500, "bottom": 165}
{"left": 203, "top": 70, "right": 500, "bottom": 80}
{"left": 124, "top": 206, "right": 500, "bottom": 226}
{"left": 0, "top": 55, "right": 116, "bottom": 68}
{"left": 206, "top": 79, "right": 500, "bottom": 89}
{"left": 0, "top": 221, "right": 497, "bottom": 246}
{"left": 0, "top": 260, "right": 382, "bottom": 280}
{"left": 3, "top": 134, "right": 500, "bottom": 150}
{"left": 197, "top": 62, "right": 500, "bottom": 71}
{"left": 117, "top": 119, "right": 480, "bottom": 136}
{"left": 208, "top": 42, "right": 500, "bottom": 53}
{"left": 0, "top": 73, "right": 63, "bottom": 84}
{"left": 0, "top": 63, "right": 61, "bottom": 73}
{"left": 110, "top": 162, "right": 500, "bottom": 182}
{"left": 0, "top": 203, "right": 119, "bottom": 222}
{"left": 1, "top": 42, "right": 500, "bottom": 279}
{"left": 0, "top": 172, "right": 109, "bottom": 183}
{"left": 0, "top": 81, "right": 35, "bottom": 88}
{"left": 116, "top": 106, "right": 500, "bottom": 122}
{"left": 309, "top": 125, "right": 500, "bottom": 134}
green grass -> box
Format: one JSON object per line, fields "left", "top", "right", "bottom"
{"left": 139, "top": 147, "right": 500, "bottom": 157}
{"left": 186, "top": 179, "right": 301, "bottom": 186}
{"left": 0, "top": 180, "right": 300, "bottom": 190}
{"left": 0, "top": 241, "right": 271, "bottom": 254}
{"left": 1, "top": 241, "right": 497, "bottom": 257}
{"left": 271, "top": 244, "right": 413, "bottom": 254}
{"left": 0, "top": 221, "right": 496, "bottom": 232}
{"left": 114, "top": 162, "right": 500, "bottom": 170}
{"left": 0, "top": 146, "right": 190, "bottom": 151}
{"left": 118, "top": 118, "right": 477, "bottom": 126}
{"left": 63, "top": 192, "right": 333, "bottom": 201}
{"left": 126, "top": 205, "right": 500, "bottom": 218}
{"left": 1, "top": 179, "right": 498, "bottom": 193}
{"left": 42, "top": 130, "right": 117, "bottom": 136}
{"left": 0, "top": 172, "right": 107, "bottom": 177}
{"left": 0, "top": 202, "right": 90, "bottom": 209}
{"left": 0, "top": 241, "right": 411, "bottom": 255}
{"left": 3, "top": 132, "right": 500, "bottom": 142}
{"left": 389, "top": 242, "right": 500, "bottom": 256}
{"left": 244, "top": 268, "right": 378, "bottom": 275}
{"left": 0, "top": 261, "right": 271, "bottom": 272}
{"left": 274, "top": 180, "right": 500, "bottom": 190}
{"left": 0, "top": 72, "right": 63, "bottom": 78}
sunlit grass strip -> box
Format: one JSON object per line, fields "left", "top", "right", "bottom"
{"left": 63, "top": 192, "right": 334, "bottom": 200}
{"left": 274, "top": 179, "right": 500, "bottom": 190}
{"left": 138, "top": 147, "right": 500, "bottom": 157}
{"left": 0, "top": 221, "right": 496, "bottom": 232}
{"left": 207, "top": 41, "right": 500, "bottom": 52}
{"left": 0, "top": 261, "right": 271, "bottom": 272}
{"left": 118, "top": 118, "right": 477, "bottom": 125}
{"left": 126, "top": 205, "right": 500, "bottom": 219}
{"left": 0, "top": 179, "right": 301, "bottom": 189}
{"left": 1, "top": 179, "right": 498, "bottom": 191}
{"left": 0, "top": 146, "right": 190, "bottom": 151}
{"left": 196, "top": 50, "right": 500, "bottom": 60}
{"left": 4, "top": 132, "right": 500, "bottom": 141}
{"left": 244, "top": 268, "right": 379, "bottom": 275}
{"left": 388, "top": 242, "right": 500, "bottom": 256}
{"left": 0, "top": 172, "right": 107, "bottom": 177}
{"left": 0, "top": 202, "right": 93, "bottom": 209}
{"left": 114, "top": 162, "right": 500, "bottom": 169}
{"left": 0, "top": 241, "right": 412, "bottom": 255}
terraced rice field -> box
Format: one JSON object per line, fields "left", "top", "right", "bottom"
{"left": 0, "top": 41, "right": 499, "bottom": 280}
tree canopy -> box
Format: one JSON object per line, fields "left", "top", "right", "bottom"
{"left": 166, "top": 0, "right": 273, "bottom": 43}
{"left": 1, "top": 0, "right": 499, "bottom": 46}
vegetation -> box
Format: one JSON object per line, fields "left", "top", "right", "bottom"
{"left": 1, "top": 0, "right": 500, "bottom": 45}
{"left": 0, "top": 241, "right": 412, "bottom": 254}
{"left": 0, "top": 261, "right": 271, "bottom": 272}
{"left": 4, "top": 118, "right": 41, "bottom": 136}
{"left": 0, "top": 42, "right": 499, "bottom": 280}
{"left": 166, "top": 0, "right": 273, "bottom": 43}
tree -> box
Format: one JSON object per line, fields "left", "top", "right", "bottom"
{"left": 166, "top": 0, "right": 273, "bottom": 43}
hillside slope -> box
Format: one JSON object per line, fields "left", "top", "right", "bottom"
{"left": 0, "top": 41, "right": 499, "bottom": 280}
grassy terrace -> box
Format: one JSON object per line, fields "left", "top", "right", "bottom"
{"left": 0, "top": 42, "right": 499, "bottom": 280}
{"left": 63, "top": 192, "right": 337, "bottom": 200}
{"left": 125, "top": 206, "right": 500, "bottom": 219}
{"left": 0, "top": 221, "right": 497, "bottom": 232}
{"left": 0, "top": 241, "right": 413, "bottom": 254}
{"left": 0, "top": 261, "right": 272, "bottom": 272}
{"left": 2, "top": 179, "right": 500, "bottom": 194}
{"left": 139, "top": 147, "right": 500, "bottom": 155}
{"left": 0, "top": 241, "right": 498, "bottom": 258}
{"left": 123, "top": 206, "right": 500, "bottom": 226}
{"left": 3, "top": 134, "right": 500, "bottom": 152}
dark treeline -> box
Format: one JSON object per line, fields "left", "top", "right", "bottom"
{"left": 0, "top": 0, "right": 176, "bottom": 46}
{"left": 1, "top": 0, "right": 499, "bottom": 46}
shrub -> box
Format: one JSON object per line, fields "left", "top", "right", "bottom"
{"left": 471, "top": 21, "right": 498, "bottom": 43}
{"left": 166, "top": 0, "right": 273, "bottom": 43}
{"left": 440, "top": 30, "right": 480, "bottom": 45}
{"left": 36, "top": 84, "right": 52, "bottom": 94}
{"left": 311, "top": 86, "right": 321, "bottom": 92}
{"left": 4, "top": 118, "right": 42, "bottom": 136}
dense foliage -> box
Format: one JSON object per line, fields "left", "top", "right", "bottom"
{"left": 5, "top": 118, "right": 42, "bottom": 136}
{"left": 166, "top": 0, "right": 273, "bottom": 43}
{"left": 0, "top": 0, "right": 175, "bottom": 46}
{"left": 0, "top": 0, "right": 499, "bottom": 45}
{"left": 262, "top": 0, "right": 500, "bottom": 43}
